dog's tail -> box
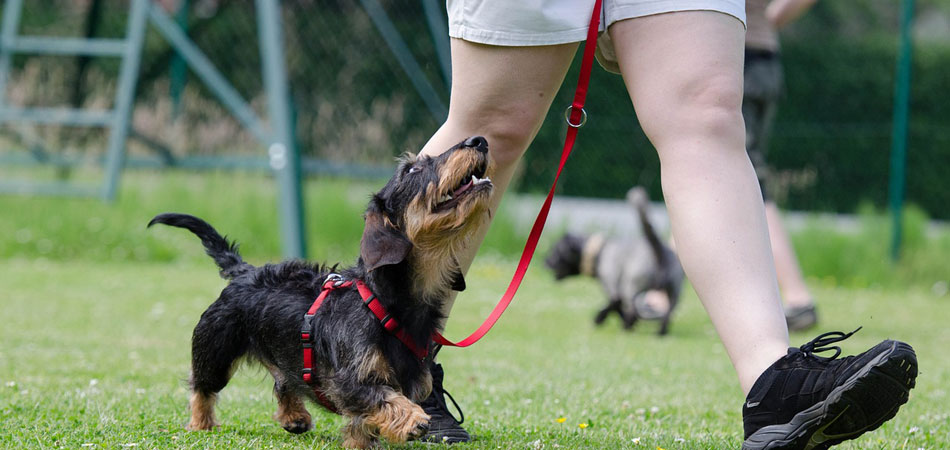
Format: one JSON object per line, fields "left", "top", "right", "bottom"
{"left": 626, "top": 187, "right": 668, "bottom": 266}
{"left": 148, "top": 213, "right": 250, "bottom": 279}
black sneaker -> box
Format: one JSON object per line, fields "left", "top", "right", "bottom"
{"left": 785, "top": 304, "right": 818, "bottom": 332}
{"left": 420, "top": 361, "right": 470, "bottom": 444}
{"left": 742, "top": 328, "right": 917, "bottom": 450}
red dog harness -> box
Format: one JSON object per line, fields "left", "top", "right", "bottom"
{"left": 300, "top": 274, "right": 431, "bottom": 411}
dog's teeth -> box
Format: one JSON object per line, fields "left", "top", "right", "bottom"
{"left": 440, "top": 194, "right": 452, "bottom": 203}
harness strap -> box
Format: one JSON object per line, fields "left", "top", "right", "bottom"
{"left": 301, "top": 276, "right": 353, "bottom": 413}
{"left": 301, "top": 275, "right": 430, "bottom": 412}
{"left": 356, "top": 281, "right": 429, "bottom": 359}
{"left": 433, "top": 0, "right": 603, "bottom": 348}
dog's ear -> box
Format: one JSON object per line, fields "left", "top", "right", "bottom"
{"left": 450, "top": 268, "right": 466, "bottom": 292}
{"left": 360, "top": 209, "right": 412, "bottom": 272}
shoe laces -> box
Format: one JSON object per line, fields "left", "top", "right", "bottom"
{"left": 798, "top": 327, "right": 862, "bottom": 361}
{"left": 428, "top": 345, "right": 465, "bottom": 425}
{"left": 436, "top": 385, "right": 465, "bottom": 425}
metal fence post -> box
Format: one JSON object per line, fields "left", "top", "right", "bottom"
{"left": 360, "top": 0, "right": 448, "bottom": 122}
{"left": 889, "top": 0, "right": 915, "bottom": 261}
{"left": 257, "top": 0, "right": 307, "bottom": 259}
{"left": 169, "top": 0, "right": 190, "bottom": 119}
{"left": 0, "top": 0, "right": 25, "bottom": 107}
{"left": 421, "top": 0, "right": 451, "bottom": 87}
{"left": 101, "top": 0, "right": 149, "bottom": 200}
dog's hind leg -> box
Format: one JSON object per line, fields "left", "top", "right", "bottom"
{"left": 622, "top": 294, "right": 643, "bottom": 331}
{"left": 621, "top": 309, "right": 640, "bottom": 330}
{"left": 186, "top": 304, "right": 248, "bottom": 431}
{"left": 594, "top": 298, "right": 622, "bottom": 325}
{"left": 267, "top": 365, "right": 313, "bottom": 434}
{"left": 658, "top": 284, "right": 681, "bottom": 336}
{"left": 658, "top": 314, "right": 671, "bottom": 336}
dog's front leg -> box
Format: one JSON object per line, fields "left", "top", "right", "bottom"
{"left": 340, "top": 388, "right": 430, "bottom": 448}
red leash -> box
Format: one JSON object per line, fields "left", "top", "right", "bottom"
{"left": 434, "top": 0, "right": 603, "bottom": 348}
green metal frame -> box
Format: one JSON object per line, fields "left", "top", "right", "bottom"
{"left": 360, "top": 0, "right": 448, "bottom": 121}
{"left": 257, "top": 0, "right": 307, "bottom": 259}
{"left": 0, "top": 1, "right": 307, "bottom": 258}
{"left": 889, "top": 0, "right": 915, "bottom": 261}
{"left": 0, "top": 0, "right": 149, "bottom": 199}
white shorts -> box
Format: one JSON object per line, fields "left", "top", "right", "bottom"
{"left": 447, "top": 0, "right": 746, "bottom": 72}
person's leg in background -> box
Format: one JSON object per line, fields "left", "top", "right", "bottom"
{"left": 765, "top": 201, "right": 818, "bottom": 330}
{"left": 742, "top": 52, "right": 817, "bottom": 331}
{"left": 611, "top": 11, "right": 916, "bottom": 449}
{"left": 415, "top": 39, "right": 579, "bottom": 443}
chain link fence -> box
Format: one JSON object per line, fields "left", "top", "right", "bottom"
{"left": 2, "top": 0, "right": 949, "bottom": 218}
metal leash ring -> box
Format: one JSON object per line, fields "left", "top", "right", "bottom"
{"left": 564, "top": 105, "right": 588, "bottom": 128}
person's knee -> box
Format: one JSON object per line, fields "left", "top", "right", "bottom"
{"left": 446, "top": 108, "right": 542, "bottom": 169}
{"left": 683, "top": 75, "right": 743, "bottom": 139}
{"left": 642, "top": 73, "right": 744, "bottom": 149}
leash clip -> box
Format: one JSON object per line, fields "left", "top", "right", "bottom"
{"left": 324, "top": 273, "right": 346, "bottom": 288}
{"left": 564, "top": 105, "right": 588, "bottom": 128}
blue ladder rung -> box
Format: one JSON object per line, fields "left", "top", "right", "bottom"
{"left": 0, "top": 107, "right": 115, "bottom": 126}
{"left": 2, "top": 36, "right": 127, "bottom": 57}
{"left": 0, "top": 179, "right": 103, "bottom": 198}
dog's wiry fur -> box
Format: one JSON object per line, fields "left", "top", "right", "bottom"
{"left": 149, "top": 137, "right": 493, "bottom": 448}
{"left": 545, "top": 187, "right": 684, "bottom": 336}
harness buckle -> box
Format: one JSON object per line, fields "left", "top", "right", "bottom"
{"left": 301, "top": 313, "right": 315, "bottom": 341}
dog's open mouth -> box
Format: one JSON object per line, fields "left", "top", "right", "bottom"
{"left": 434, "top": 163, "right": 491, "bottom": 212}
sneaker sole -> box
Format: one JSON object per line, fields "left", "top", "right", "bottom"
{"left": 742, "top": 340, "right": 917, "bottom": 450}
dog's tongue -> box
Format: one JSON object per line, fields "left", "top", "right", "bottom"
{"left": 453, "top": 177, "right": 474, "bottom": 197}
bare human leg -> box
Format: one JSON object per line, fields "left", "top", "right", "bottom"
{"left": 418, "top": 39, "right": 579, "bottom": 321}
{"left": 608, "top": 11, "right": 788, "bottom": 394}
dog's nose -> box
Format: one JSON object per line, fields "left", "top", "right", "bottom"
{"left": 462, "top": 136, "right": 488, "bottom": 153}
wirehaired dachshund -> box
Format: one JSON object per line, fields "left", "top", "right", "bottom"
{"left": 148, "top": 136, "right": 493, "bottom": 448}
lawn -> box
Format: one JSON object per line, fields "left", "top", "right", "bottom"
{"left": 1, "top": 255, "right": 947, "bottom": 449}
{"left": 1, "top": 171, "right": 947, "bottom": 449}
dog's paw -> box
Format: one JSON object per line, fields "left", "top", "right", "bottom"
{"left": 281, "top": 418, "right": 313, "bottom": 434}
{"left": 408, "top": 416, "right": 430, "bottom": 440}
{"left": 185, "top": 418, "right": 219, "bottom": 431}
{"left": 275, "top": 408, "right": 313, "bottom": 434}
{"left": 370, "top": 395, "right": 430, "bottom": 444}
{"left": 396, "top": 401, "right": 430, "bottom": 442}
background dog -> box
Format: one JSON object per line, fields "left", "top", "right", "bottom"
{"left": 545, "top": 187, "right": 684, "bottom": 336}
{"left": 148, "top": 136, "right": 493, "bottom": 448}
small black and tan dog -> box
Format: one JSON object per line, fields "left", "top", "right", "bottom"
{"left": 148, "top": 137, "right": 493, "bottom": 448}
{"left": 545, "top": 187, "right": 684, "bottom": 336}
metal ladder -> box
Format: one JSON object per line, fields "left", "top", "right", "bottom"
{"left": 0, "top": 0, "right": 148, "bottom": 199}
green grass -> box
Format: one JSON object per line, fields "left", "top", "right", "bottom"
{"left": 1, "top": 255, "right": 948, "bottom": 449}
{"left": 1, "top": 171, "right": 948, "bottom": 448}
{"left": 792, "top": 203, "right": 950, "bottom": 290}
{"left": 0, "top": 169, "right": 525, "bottom": 267}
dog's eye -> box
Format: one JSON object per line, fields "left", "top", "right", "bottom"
{"left": 406, "top": 166, "right": 421, "bottom": 174}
